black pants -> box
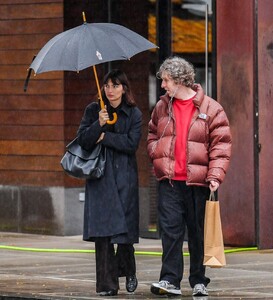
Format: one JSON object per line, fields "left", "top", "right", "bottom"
{"left": 158, "top": 180, "right": 210, "bottom": 288}
{"left": 95, "top": 237, "right": 136, "bottom": 293}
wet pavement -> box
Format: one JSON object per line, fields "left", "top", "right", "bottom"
{"left": 0, "top": 232, "right": 273, "bottom": 299}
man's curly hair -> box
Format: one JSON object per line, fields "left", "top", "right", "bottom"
{"left": 156, "top": 56, "right": 195, "bottom": 88}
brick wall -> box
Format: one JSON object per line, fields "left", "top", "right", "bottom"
{"left": 0, "top": 0, "right": 66, "bottom": 186}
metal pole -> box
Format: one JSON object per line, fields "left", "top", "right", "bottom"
{"left": 107, "top": 0, "right": 112, "bottom": 72}
{"left": 156, "top": 0, "right": 172, "bottom": 100}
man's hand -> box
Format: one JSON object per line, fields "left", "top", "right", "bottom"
{"left": 209, "top": 180, "right": 219, "bottom": 192}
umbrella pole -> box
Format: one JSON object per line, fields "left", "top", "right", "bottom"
{"left": 92, "top": 66, "right": 117, "bottom": 125}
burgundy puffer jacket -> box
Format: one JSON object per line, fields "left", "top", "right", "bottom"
{"left": 147, "top": 84, "right": 232, "bottom": 186}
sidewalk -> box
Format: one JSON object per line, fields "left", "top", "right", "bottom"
{"left": 0, "top": 232, "right": 273, "bottom": 299}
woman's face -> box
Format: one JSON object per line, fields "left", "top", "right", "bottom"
{"left": 160, "top": 71, "right": 178, "bottom": 98}
{"left": 104, "top": 79, "right": 124, "bottom": 107}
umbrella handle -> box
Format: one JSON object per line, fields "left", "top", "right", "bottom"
{"left": 92, "top": 66, "right": 117, "bottom": 125}
{"left": 106, "top": 112, "right": 118, "bottom": 125}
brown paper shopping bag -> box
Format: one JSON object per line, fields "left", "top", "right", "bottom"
{"left": 203, "top": 191, "right": 226, "bottom": 268}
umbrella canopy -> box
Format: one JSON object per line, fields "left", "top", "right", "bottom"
{"left": 27, "top": 16, "right": 158, "bottom": 124}
{"left": 30, "top": 22, "right": 157, "bottom": 74}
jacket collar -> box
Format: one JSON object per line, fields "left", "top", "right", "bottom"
{"left": 192, "top": 84, "right": 204, "bottom": 108}
{"left": 160, "top": 83, "right": 205, "bottom": 108}
{"left": 119, "top": 101, "right": 131, "bottom": 116}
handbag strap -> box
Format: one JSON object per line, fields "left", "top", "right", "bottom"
{"left": 209, "top": 191, "right": 216, "bottom": 201}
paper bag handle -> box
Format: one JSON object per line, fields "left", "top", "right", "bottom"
{"left": 209, "top": 191, "right": 216, "bottom": 201}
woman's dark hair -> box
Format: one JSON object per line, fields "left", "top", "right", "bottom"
{"left": 101, "top": 69, "right": 136, "bottom": 106}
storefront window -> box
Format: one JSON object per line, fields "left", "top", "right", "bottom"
{"left": 144, "top": 0, "right": 213, "bottom": 238}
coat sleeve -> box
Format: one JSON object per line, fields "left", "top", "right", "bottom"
{"left": 77, "top": 102, "right": 104, "bottom": 150}
{"left": 102, "top": 107, "right": 142, "bottom": 154}
{"left": 206, "top": 104, "right": 232, "bottom": 184}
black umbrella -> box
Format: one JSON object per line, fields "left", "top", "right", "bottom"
{"left": 26, "top": 12, "right": 158, "bottom": 124}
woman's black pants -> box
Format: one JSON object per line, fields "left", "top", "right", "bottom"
{"left": 95, "top": 237, "right": 136, "bottom": 292}
{"left": 158, "top": 180, "right": 211, "bottom": 288}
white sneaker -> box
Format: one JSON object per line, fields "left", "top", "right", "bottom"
{"left": 151, "top": 280, "right": 181, "bottom": 296}
{"left": 192, "top": 283, "right": 208, "bottom": 296}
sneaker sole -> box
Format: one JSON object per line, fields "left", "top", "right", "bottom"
{"left": 151, "top": 285, "right": 181, "bottom": 296}
{"left": 193, "top": 292, "right": 208, "bottom": 296}
{"left": 192, "top": 290, "right": 209, "bottom": 296}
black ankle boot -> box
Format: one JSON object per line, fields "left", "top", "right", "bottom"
{"left": 126, "top": 275, "right": 138, "bottom": 293}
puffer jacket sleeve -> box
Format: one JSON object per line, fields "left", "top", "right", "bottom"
{"left": 206, "top": 102, "right": 232, "bottom": 184}
{"left": 147, "top": 107, "right": 159, "bottom": 160}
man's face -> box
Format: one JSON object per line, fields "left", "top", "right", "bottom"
{"left": 160, "top": 71, "right": 178, "bottom": 97}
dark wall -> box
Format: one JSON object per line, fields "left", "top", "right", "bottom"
{"left": 257, "top": 0, "right": 273, "bottom": 249}
{"left": 217, "top": 0, "right": 273, "bottom": 249}
{"left": 216, "top": 0, "right": 256, "bottom": 246}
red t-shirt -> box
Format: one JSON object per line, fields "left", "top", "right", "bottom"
{"left": 173, "top": 96, "right": 196, "bottom": 180}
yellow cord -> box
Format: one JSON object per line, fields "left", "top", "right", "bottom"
{"left": 0, "top": 245, "right": 258, "bottom": 256}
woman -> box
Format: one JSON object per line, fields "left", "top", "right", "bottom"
{"left": 77, "top": 69, "right": 142, "bottom": 296}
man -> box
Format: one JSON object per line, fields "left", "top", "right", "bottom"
{"left": 147, "top": 56, "right": 231, "bottom": 297}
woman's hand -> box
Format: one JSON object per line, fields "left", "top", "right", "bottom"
{"left": 209, "top": 180, "right": 219, "bottom": 192}
{"left": 99, "top": 105, "right": 109, "bottom": 126}
{"left": 96, "top": 133, "right": 105, "bottom": 144}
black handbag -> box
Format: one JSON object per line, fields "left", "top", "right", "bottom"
{"left": 60, "top": 137, "right": 106, "bottom": 179}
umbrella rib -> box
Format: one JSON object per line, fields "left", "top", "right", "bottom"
{"left": 92, "top": 24, "right": 134, "bottom": 60}
{"left": 97, "top": 23, "right": 155, "bottom": 59}
{"left": 104, "top": 28, "right": 133, "bottom": 59}
{"left": 61, "top": 25, "right": 85, "bottom": 71}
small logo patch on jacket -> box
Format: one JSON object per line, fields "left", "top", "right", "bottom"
{"left": 198, "top": 113, "right": 207, "bottom": 120}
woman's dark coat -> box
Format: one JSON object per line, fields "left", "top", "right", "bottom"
{"left": 77, "top": 101, "right": 142, "bottom": 244}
